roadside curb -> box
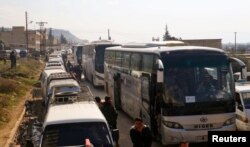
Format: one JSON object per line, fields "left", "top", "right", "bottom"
{"left": 4, "top": 107, "right": 26, "bottom": 147}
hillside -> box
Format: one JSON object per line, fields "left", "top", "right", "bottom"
{"left": 50, "top": 28, "right": 88, "bottom": 43}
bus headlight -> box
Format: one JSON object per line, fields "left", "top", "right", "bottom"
{"left": 223, "top": 117, "right": 235, "bottom": 126}
{"left": 163, "top": 121, "right": 183, "bottom": 129}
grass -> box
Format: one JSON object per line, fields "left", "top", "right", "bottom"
{"left": 0, "top": 58, "right": 43, "bottom": 126}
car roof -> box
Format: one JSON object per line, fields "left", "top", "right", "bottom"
{"left": 43, "top": 69, "right": 66, "bottom": 76}
{"left": 48, "top": 79, "right": 79, "bottom": 88}
{"left": 44, "top": 101, "right": 106, "bottom": 127}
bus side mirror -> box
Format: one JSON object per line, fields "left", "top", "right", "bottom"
{"left": 156, "top": 59, "right": 164, "bottom": 83}
{"left": 229, "top": 57, "right": 247, "bottom": 80}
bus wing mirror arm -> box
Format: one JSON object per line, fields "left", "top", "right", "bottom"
{"left": 156, "top": 59, "right": 164, "bottom": 83}
{"left": 229, "top": 57, "right": 247, "bottom": 80}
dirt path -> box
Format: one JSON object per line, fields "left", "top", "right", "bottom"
{"left": 0, "top": 91, "right": 32, "bottom": 147}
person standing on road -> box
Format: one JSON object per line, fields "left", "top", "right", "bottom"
{"left": 95, "top": 96, "right": 103, "bottom": 108}
{"left": 10, "top": 50, "right": 16, "bottom": 69}
{"left": 101, "top": 96, "right": 119, "bottom": 145}
{"left": 130, "top": 117, "right": 152, "bottom": 147}
{"left": 101, "top": 96, "right": 118, "bottom": 129}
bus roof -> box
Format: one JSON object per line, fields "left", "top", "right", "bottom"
{"left": 91, "top": 40, "right": 120, "bottom": 45}
{"left": 122, "top": 40, "right": 187, "bottom": 48}
{"left": 106, "top": 45, "right": 225, "bottom": 55}
{"left": 44, "top": 101, "right": 106, "bottom": 127}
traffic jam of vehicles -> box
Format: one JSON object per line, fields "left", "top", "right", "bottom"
{"left": 13, "top": 40, "right": 250, "bottom": 147}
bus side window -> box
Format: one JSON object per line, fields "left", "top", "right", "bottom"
{"left": 105, "top": 50, "right": 110, "bottom": 64}
{"left": 131, "top": 53, "right": 141, "bottom": 71}
{"left": 142, "top": 54, "right": 153, "bottom": 73}
{"left": 235, "top": 92, "right": 243, "bottom": 111}
{"left": 115, "top": 51, "right": 122, "bottom": 70}
{"left": 110, "top": 51, "right": 115, "bottom": 66}
{"left": 122, "top": 52, "right": 130, "bottom": 68}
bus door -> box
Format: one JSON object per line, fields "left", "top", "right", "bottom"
{"left": 141, "top": 73, "right": 152, "bottom": 128}
{"left": 113, "top": 73, "right": 121, "bottom": 110}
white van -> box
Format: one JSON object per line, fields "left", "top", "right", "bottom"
{"left": 45, "top": 72, "right": 81, "bottom": 106}
{"left": 235, "top": 81, "right": 250, "bottom": 130}
{"left": 40, "top": 69, "right": 66, "bottom": 102}
{"left": 40, "top": 101, "right": 116, "bottom": 147}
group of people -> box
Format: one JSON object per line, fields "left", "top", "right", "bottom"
{"left": 95, "top": 96, "right": 152, "bottom": 147}
{"left": 66, "top": 60, "right": 83, "bottom": 81}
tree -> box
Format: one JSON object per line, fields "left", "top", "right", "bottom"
{"left": 48, "top": 28, "right": 54, "bottom": 46}
{"left": 163, "top": 24, "right": 172, "bottom": 41}
{"left": 163, "top": 24, "right": 178, "bottom": 41}
{"left": 60, "top": 34, "right": 68, "bottom": 44}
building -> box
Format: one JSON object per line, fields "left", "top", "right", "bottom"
{"left": 182, "top": 39, "right": 222, "bottom": 49}
{"left": 0, "top": 26, "right": 42, "bottom": 51}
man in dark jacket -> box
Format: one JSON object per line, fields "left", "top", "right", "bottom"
{"left": 101, "top": 96, "right": 118, "bottom": 129}
{"left": 10, "top": 50, "right": 16, "bottom": 68}
{"left": 130, "top": 118, "right": 152, "bottom": 147}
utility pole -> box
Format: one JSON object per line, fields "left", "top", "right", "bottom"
{"left": 108, "top": 29, "right": 111, "bottom": 40}
{"left": 36, "top": 21, "right": 48, "bottom": 55}
{"left": 234, "top": 32, "right": 237, "bottom": 53}
{"left": 25, "top": 12, "right": 28, "bottom": 51}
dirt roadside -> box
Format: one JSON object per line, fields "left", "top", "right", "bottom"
{"left": 0, "top": 59, "right": 44, "bottom": 147}
{"left": 0, "top": 91, "right": 32, "bottom": 147}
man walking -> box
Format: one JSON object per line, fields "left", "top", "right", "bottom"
{"left": 130, "top": 118, "right": 152, "bottom": 147}
{"left": 101, "top": 96, "right": 118, "bottom": 129}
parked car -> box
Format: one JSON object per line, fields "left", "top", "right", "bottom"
{"left": 20, "top": 49, "right": 28, "bottom": 58}
{"left": 234, "top": 72, "right": 250, "bottom": 82}
{"left": 235, "top": 81, "right": 250, "bottom": 130}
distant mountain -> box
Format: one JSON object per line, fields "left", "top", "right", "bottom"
{"left": 49, "top": 28, "right": 88, "bottom": 43}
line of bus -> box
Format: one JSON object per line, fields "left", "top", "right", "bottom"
{"left": 104, "top": 41, "right": 242, "bottom": 145}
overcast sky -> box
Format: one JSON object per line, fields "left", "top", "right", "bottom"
{"left": 1, "top": 0, "right": 250, "bottom": 43}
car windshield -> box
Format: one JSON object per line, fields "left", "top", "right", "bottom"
{"left": 42, "top": 122, "right": 112, "bottom": 147}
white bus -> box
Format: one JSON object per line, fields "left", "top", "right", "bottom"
{"left": 72, "top": 45, "right": 84, "bottom": 65}
{"left": 83, "top": 40, "right": 120, "bottom": 87}
{"left": 104, "top": 43, "right": 239, "bottom": 145}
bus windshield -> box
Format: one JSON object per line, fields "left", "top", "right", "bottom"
{"left": 41, "top": 122, "right": 112, "bottom": 147}
{"left": 161, "top": 52, "right": 235, "bottom": 115}
{"left": 95, "top": 44, "right": 120, "bottom": 73}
